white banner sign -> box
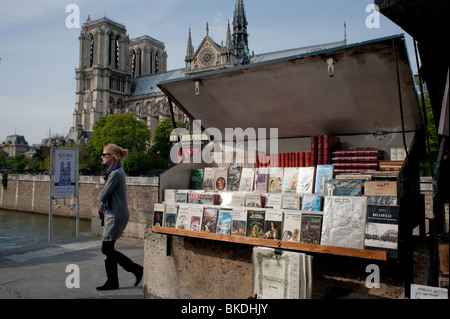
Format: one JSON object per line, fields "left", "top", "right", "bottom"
{"left": 53, "top": 149, "right": 77, "bottom": 197}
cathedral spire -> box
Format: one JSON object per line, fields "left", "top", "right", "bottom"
{"left": 185, "top": 28, "right": 194, "bottom": 61}
{"left": 232, "top": 0, "right": 249, "bottom": 65}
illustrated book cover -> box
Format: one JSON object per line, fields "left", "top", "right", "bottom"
{"left": 323, "top": 179, "right": 364, "bottom": 196}
{"left": 282, "top": 168, "right": 299, "bottom": 193}
{"left": 246, "top": 210, "right": 266, "bottom": 239}
{"left": 300, "top": 213, "right": 323, "bottom": 245}
{"left": 203, "top": 167, "right": 216, "bottom": 191}
{"left": 152, "top": 203, "right": 165, "bottom": 227}
{"left": 282, "top": 212, "right": 302, "bottom": 242}
{"left": 201, "top": 208, "right": 218, "bottom": 233}
{"left": 175, "top": 205, "right": 191, "bottom": 230}
{"left": 216, "top": 210, "right": 233, "bottom": 235}
{"left": 189, "top": 206, "right": 204, "bottom": 232}
{"left": 268, "top": 167, "right": 284, "bottom": 193}
{"left": 214, "top": 167, "right": 228, "bottom": 191}
{"left": 297, "top": 167, "right": 315, "bottom": 194}
{"left": 164, "top": 204, "right": 178, "bottom": 228}
{"left": 314, "top": 165, "right": 334, "bottom": 194}
{"left": 239, "top": 168, "right": 255, "bottom": 192}
{"left": 190, "top": 169, "right": 204, "bottom": 190}
{"left": 254, "top": 168, "right": 269, "bottom": 193}
{"left": 226, "top": 166, "right": 242, "bottom": 191}
{"left": 301, "top": 194, "right": 322, "bottom": 211}
{"left": 264, "top": 210, "right": 283, "bottom": 240}
{"left": 231, "top": 209, "right": 248, "bottom": 237}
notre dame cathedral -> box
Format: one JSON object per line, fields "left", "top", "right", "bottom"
{"left": 66, "top": 0, "right": 345, "bottom": 145}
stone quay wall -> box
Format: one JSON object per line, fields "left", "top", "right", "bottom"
{"left": 0, "top": 174, "right": 159, "bottom": 239}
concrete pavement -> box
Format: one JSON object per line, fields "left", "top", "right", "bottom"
{"left": 0, "top": 233, "right": 144, "bottom": 299}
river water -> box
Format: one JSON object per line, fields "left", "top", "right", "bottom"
{"left": 0, "top": 209, "right": 91, "bottom": 251}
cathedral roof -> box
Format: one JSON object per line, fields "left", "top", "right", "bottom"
{"left": 130, "top": 69, "right": 186, "bottom": 97}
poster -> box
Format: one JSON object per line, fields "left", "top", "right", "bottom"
{"left": 53, "top": 148, "right": 78, "bottom": 197}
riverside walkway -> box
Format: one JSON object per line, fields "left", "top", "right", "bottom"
{"left": 0, "top": 234, "right": 144, "bottom": 299}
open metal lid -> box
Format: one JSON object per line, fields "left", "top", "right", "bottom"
{"left": 158, "top": 35, "right": 422, "bottom": 140}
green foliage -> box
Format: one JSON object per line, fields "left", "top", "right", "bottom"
{"left": 123, "top": 149, "right": 168, "bottom": 174}
{"left": 152, "top": 118, "right": 186, "bottom": 161}
{"left": 88, "top": 113, "right": 151, "bottom": 162}
{"left": 6, "top": 154, "right": 28, "bottom": 173}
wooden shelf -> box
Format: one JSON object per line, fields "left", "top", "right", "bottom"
{"left": 152, "top": 226, "right": 387, "bottom": 261}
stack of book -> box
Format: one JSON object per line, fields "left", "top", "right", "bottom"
{"left": 311, "top": 135, "right": 340, "bottom": 166}
{"left": 254, "top": 153, "right": 312, "bottom": 168}
{"left": 332, "top": 148, "right": 383, "bottom": 174}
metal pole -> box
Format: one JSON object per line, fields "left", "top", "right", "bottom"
{"left": 48, "top": 146, "right": 54, "bottom": 243}
{"left": 75, "top": 148, "right": 80, "bottom": 238}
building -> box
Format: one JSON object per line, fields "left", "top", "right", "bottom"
{"left": 2, "top": 135, "right": 29, "bottom": 157}
{"left": 67, "top": 0, "right": 346, "bottom": 146}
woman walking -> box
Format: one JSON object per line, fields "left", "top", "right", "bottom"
{"left": 96, "top": 144, "right": 143, "bottom": 291}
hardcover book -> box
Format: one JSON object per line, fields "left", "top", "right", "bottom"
{"left": 247, "top": 210, "right": 266, "bottom": 239}
{"left": 282, "top": 168, "right": 299, "bottom": 193}
{"left": 297, "top": 167, "right": 315, "bottom": 194}
{"left": 164, "top": 204, "right": 178, "bottom": 228}
{"left": 203, "top": 167, "right": 216, "bottom": 191}
{"left": 282, "top": 212, "right": 302, "bottom": 242}
{"left": 239, "top": 168, "right": 255, "bottom": 192}
{"left": 364, "top": 181, "right": 397, "bottom": 196}
{"left": 314, "top": 165, "right": 334, "bottom": 194}
{"left": 264, "top": 210, "right": 283, "bottom": 240}
{"left": 268, "top": 167, "right": 284, "bottom": 193}
{"left": 189, "top": 206, "right": 204, "bottom": 232}
{"left": 282, "top": 194, "right": 300, "bottom": 210}
{"left": 323, "top": 179, "right": 364, "bottom": 196}
{"left": 300, "top": 213, "right": 323, "bottom": 245}
{"left": 231, "top": 209, "right": 248, "bottom": 237}
{"left": 321, "top": 196, "right": 367, "bottom": 249}
{"left": 201, "top": 208, "right": 218, "bottom": 233}
{"left": 301, "top": 194, "right": 322, "bottom": 211}
{"left": 175, "top": 205, "right": 191, "bottom": 230}
{"left": 190, "top": 169, "right": 204, "bottom": 190}
{"left": 226, "top": 166, "right": 242, "bottom": 191}
{"left": 255, "top": 168, "right": 269, "bottom": 193}
{"left": 216, "top": 210, "right": 233, "bottom": 235}
{"left": 214, "top": 167, "right": 228, "bottom": 191}
{"left": 152, "top": 203, "right": 165, "bottom": 227}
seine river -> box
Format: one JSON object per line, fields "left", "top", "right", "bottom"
{"left": 0, "top": 209, "right": 91, "bottom": 251}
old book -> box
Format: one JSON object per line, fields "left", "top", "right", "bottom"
{"left": 297, "top": 167, "right": 315, "bottom": 194}
{"left": 366, "top": 195, "right": 398, "bottom": 206}
{"left": 200, "top": 193, "right": 220, "bottom": 205}
{"left": 364, "top": 181, "right": 397, "bottom": 196}
{"left": 323, "top": 179, "right": 364, "bottom": 196}
{"left": 189, "top": 169, "right": 204, "bottom": 190}
{"left": 164, "top": 204, "right": 178, "bottom": 228}
{"left": 282, "top": 194, "right": 300, "bottom": 210}
{"left": 282, "top": 212, "right": 302, "bottom": 242}
{"left": 239, "top": 168, "right": 255, "bottom": 192}
{"left": 282, "top": 167, "right": 299, "bottom": 193}
{"left": 214, "top": 167, "right": 228, "bottom": 191}
{"left": 245, "top": 193, "right": 262, "bottom": 208}
{"left": 314, "top": 165, "right": 334, "bottom": 194}
{"left": 321, "top": 196, "right": 368, "bottom": 249}
{"left": 220, "top": 192, "right": 233, "bottom": 207}
{"left": 164, "top": 189, "right": 176, "bottom": 203}
{"left": 175, "top": 190, "right": 189, "bottom": 203}
{"left": 189, "top": 206, "right": 204, "bottom": 231}
{"left": 264, "top": 210, "right": 283, "bottom": 240}
{"left": 255, "top": 168, "right": 269, "bottom": 193}
{"left": 301, "top": 194, "right": 322, "bottom": 211}
{"left": 203, "top": 167, "right": 216, "bottom": 191}
{"left": 175, "top": 205, "right": 191, "bottom": 230}
{"left": 268, "top": 167, "right": 284, "bottom": 193}
{"left": 152, "top": 203, "right": 165, "bottom": 227}
{"left": 188, "top": 191, "right": 204, "bottom": 204}
{"left": 226, "top": 166, "right": 242, "bottom": 191}
{"left": 364, "top": 203, "right": 399, "bottom": 258}
{"left": 300, "top": 213, "right": 323, "bottom": 245}
{"left": 216, "top": 210, "right": 233, "bottom": 235}
{"left": 231, "top": 193, "right": 246, "bottom": 207}
{"left": 247, "top": 210, "right": 266, "bottom": 239}
{"left": 265, "top": 193, "right": 283, "bottom": 209}
{"left": 231, "top": 208, "right": 248, "bottom": 237}
{"left": 201, "top": 208, "right": 218, "bottom": 233}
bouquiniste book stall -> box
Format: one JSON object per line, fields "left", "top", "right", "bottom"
{"left": 147, "top": 35, "right": 424, "bottom": 299}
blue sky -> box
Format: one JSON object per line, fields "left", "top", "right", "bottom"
{"left": 0, "top": 0, "right": 416, "bottom": 145}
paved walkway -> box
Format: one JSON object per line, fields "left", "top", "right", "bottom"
{"left": 0, "top": 233, "right": 144, "bottom": 299}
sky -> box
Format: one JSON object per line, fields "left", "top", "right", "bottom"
{"left": 0, "top": 0, "right": 418, "bottom": 146}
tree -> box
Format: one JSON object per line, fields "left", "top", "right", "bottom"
{"left": 152, "top": 118, "right": 186, "bottom": 161}
{"left": 88, "top": 113, "right": 151, "bottom": 162}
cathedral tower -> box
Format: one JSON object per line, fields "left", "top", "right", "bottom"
{"left": 232, "top": 0, "right": 250, "bottom": 65}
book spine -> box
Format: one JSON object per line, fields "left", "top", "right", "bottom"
{"left": 311, "top": 136, "right": 318, "bottom": 167}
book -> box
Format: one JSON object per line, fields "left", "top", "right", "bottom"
{"left": 245, "top": 193, "right": 263, "bottom": 208}
{"left": 188, "top": 191, "right": 203, "bottom": 204}
{"left": 214, "top": 167, "right": 228, "bottom": 191}
{"left": 239, "top": 168, "right": 255, "bottom": 192}
{"left": 189, "top": 206, "right": 204, "bottom": 231}
{"left": 314, "top": 165, "right": 334, "bottom": 194}
{"left": 226, "top": 166, "right": 242, "bottom": 191}
{"left": 282, "top": 167, "right": 299, "bottom": 193}
{"left": 201, "top": 208, "right": 218, "bottom": 233}
{"left": 268, "top": 167, "right": 284, "bottom": 193}
{"left": 200, "top": 194, "right": 220, "bottom": 205}
{"left": 216, "top": 210, "right": 233, "bottom": 235}
{"left": 282, "top": 212, "right": 302, "bottom": 242}
{"left": 282, "top": 194, "right": 300, "bottom": 210}
{"left": 231, "top": 193, "right": 246, "bottom": 207}
{"left": 175, "top": 205, "right": 191, "bottom": 230}
{"left": 254, "top": 168, "right": 269, "bottom": 193}
{"left": 231, "top": 209, "right": 248, "bottom": 237}
{"left": 301, "top": 194, "right": 322, "bottom": 211}
{"left": 265, "top": 194, "right": 283, "bottom": 209}
{"left": 364, "top": 204, "right": 399, "bottom": 258}
{"left": 164, "top": 189, "right": 176, "bottom": 203}
{"left": 190, "top": 169, "right": 204, "bottom": 190}
{"left": 297, "top": 167, "right": 315, "bottom": 194}
{"left": 300, "top": 213, "right": 323, "bottom": 245}
{"left": 323, "top": 179, "right": 364, "bottom": 196}
{"left": 264, "top": 210, "right": 283, "bottom": 240}
{"left": 203, "top": 167, "right": 216, "bottom": 191}
{"left": 247, "top": 210, "right": 266, "bottom": 239}
{"left": 175, "top": 190, "right": 189, "bottom": 203}
{"left": 321, "top": 196, "right": 368, "bottom": 249}
{"left": 364, "top": 181, "right": 397, "bottom": 196}
{"left": 220, "top": 192, "right": 233, "bottom": 207}
{"left": 164, "top": 204, "right": 178, "bottom": 228}
{"left": 152, "top": 203, "right": 165, "bottom": 227}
